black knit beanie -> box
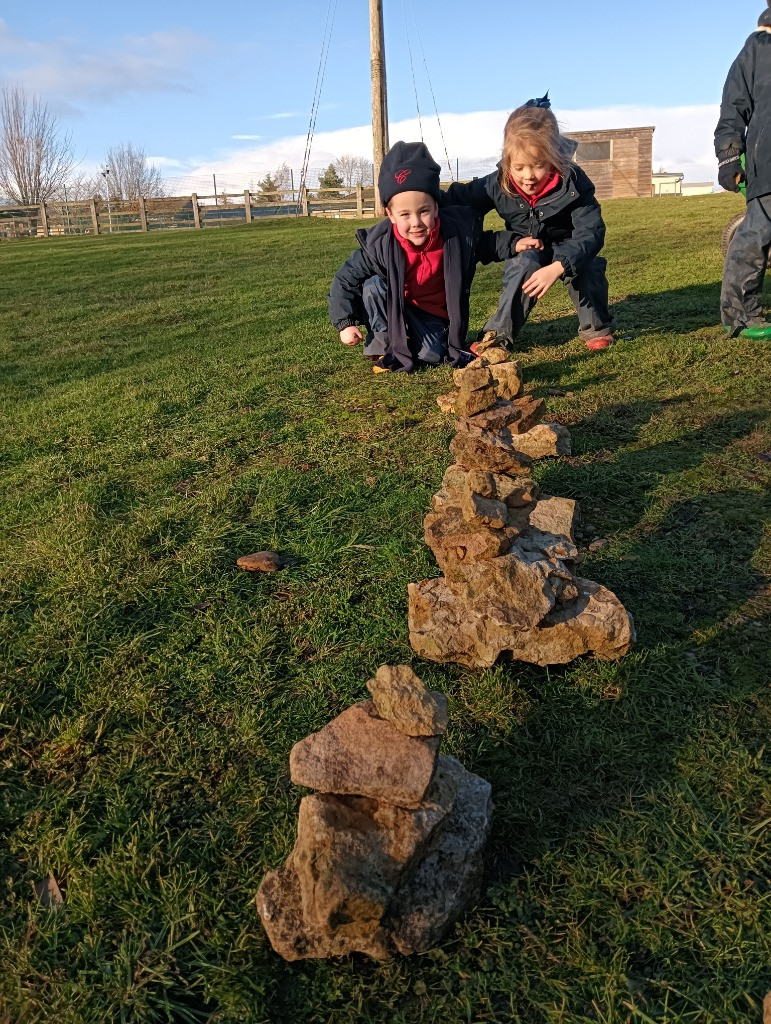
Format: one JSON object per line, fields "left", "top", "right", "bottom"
{"left": 379, "top": 141, "right": 441, "bottom": 207}
{"left": 760, "top": 1, "right": 771, "bottom": 27}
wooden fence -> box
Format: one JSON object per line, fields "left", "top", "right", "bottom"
{"left": 0, "top": 185, "right": 385, "bottom": 240}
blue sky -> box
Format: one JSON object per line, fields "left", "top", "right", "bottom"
{"left": 2, "top": 0, "right": 766, "bottom": 189}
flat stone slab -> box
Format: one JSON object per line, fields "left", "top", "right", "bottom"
{"left": 289, "top": 701, "right": 440, "bottom": 808}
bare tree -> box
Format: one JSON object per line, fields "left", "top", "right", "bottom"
{"left": 102, "top": 142, "right": 164, "bottom": 199}
{"left": 334, "top": 153, "right": 374, "bottom": 187}
{"left": 0, "top": 86, "right": 74, "bottom": 204}
{"left": 273, "top": 162, "right": 292, "bottom": 192}
{"left": 56, "top": 172, "right": 100, "bottom": 201}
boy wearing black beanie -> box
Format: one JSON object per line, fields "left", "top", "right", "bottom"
{"left": 715, "top": 2, "right": 771, "bottom": 338}
{"left": 329, "top": 141, "right": 518, "bottom": 373}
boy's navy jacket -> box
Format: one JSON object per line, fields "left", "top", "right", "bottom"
{"left": 328, "top": 206, "right": 515, "bottom": 372}
{"left": 715, "top": 30, "right": 771, "bottom": 201}
{"left": 442, "top": 164, "right": 605, "bottom": 282}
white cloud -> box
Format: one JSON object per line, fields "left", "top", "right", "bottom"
{"left": 0, "top": 20, "right": 207, "bottom": 107}
{"left": 231, "top": 134, "right": 263, "bottom": 140}
{"left": 259, "top": 112, "right": 297, "bottom": 120}
{"left": 160, "top": 104, "right": 721, "bottom": 194}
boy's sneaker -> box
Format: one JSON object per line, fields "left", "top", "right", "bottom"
{"left": 585, "top": 335, "right": 613, "bottom": 350}
{"left": 723, "top": 322, "right": 771, "bottom": 339}
{"left": 372, "top": 363, "right": 390, "bottom": 374}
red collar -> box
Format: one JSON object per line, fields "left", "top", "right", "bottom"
{"left": 510, "top": 170, "right": 561, "bottom": 207}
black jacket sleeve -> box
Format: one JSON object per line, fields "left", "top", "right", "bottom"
{"left": 328, "top": 247, "right": 379, "bottom": 330}
{"left": 715, "top": 37, "right": 756, "bottom": 160}
{"left": 442, "top": 174, "right": 496, "bottom": 216}
{"left": 552, "top": 171, "right": 606, "bottom": 281}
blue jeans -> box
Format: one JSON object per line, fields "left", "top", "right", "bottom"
{"left": 361, "top": 276, "right": 449, "bottom": 364}
{"left": 484, "top": 249, "right": 615, "bottom": 343}
{"left": 721, "top": 194, "right": 771, "bottom": 329}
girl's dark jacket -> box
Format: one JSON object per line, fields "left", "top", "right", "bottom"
{"left": 328, "top": 206, "right": 516, "bottom": 372}
{"left": 442, "top": 163, "right": 605, "bottom": 283}
{"left": 715, "top": 30, "right": 771, "bottom": 201}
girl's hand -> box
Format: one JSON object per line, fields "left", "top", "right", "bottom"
{"left": 340, "top": 326, "right": 363, "bottom": 345}
{"left": 522, "top": 261, "right": 564, "bottom": 299}
{"left": 515, "top": 236, "right": 544, "bottom": 253}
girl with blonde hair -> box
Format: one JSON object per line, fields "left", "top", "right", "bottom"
{"left": 445, "top": 95, "right": 615, "bottom": 350}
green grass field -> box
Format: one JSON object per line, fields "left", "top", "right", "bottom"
{"left": 1, "top": 194, "right": 769, "bottom": 1024}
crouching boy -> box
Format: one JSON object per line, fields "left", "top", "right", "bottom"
{"left": 328, "top": 141, "right": 517, "bottom": 373}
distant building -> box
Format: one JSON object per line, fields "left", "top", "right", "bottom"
{"left": 651, "top": 173, "right": 715, "bottom": 196}
{"left": 566, "top": 126, "right": 655, "bottom": 199}
{"left": 681, "top": 182, "right": 714, "bottom": 196}
{"left": 652, "top": 171, "right": 684, "bottom": 196}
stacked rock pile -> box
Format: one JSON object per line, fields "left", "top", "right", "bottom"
{"left": 408, "top": 333, "right": 636, "bottom": 669}
{"left": 256, "top": 665, "right": 493, "bottom": 961}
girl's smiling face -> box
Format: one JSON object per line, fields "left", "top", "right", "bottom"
{"left": 509, "top": 147, "right": 553, "bottom": 195}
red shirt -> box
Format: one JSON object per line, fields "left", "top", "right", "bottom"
{"left": 510, "top": 170, "right": 561, "bottom": 208}
{"left": 393, "top": 220, "right": 448, "bottom": 320}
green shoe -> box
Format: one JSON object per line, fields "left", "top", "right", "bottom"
{"left": 723, "top": 322, "right": 771, "bottom": 339}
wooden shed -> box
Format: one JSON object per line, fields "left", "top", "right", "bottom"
{"left": 565, "top": 126, "right": 655, "bottom": 199}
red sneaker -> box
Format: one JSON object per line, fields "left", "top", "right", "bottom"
{"left": 585, "top": 335, "right": 613, "bottom": 351}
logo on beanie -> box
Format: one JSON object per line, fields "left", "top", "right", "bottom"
{"left": 394, "top": 169, "right": 411, "bottom": 184}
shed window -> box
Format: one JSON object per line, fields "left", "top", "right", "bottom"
{"left": 577, "top": 141, "right": 611, "bottom": 161}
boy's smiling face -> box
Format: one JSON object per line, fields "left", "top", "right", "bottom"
{"left": 386, "top": 190, "right": 438, "bottom": 247}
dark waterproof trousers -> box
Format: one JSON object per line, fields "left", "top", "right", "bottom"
{"left": 361, "top": 276, "right": 449, "bottom": 364}
{"left": 721, "top": 195, "right": 771, "bottom": 329}
{"left": 484, "top": 249, "right": 615, "bottom": 343}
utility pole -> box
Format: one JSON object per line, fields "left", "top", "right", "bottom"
{"left": 369, "top": 0, "right": 389, "bottom": 216}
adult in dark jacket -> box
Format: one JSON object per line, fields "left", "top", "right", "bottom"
{"left": 329, "top": 142, "right": 517, "bottom": 373}
{"left": 444, "top": 98, "right": 615, "bottom": 350}
{"left": 715, "top": 3, "right": 771, "bottom": 338}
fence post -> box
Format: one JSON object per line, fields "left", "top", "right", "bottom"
{"left": 138, "top": 196, "right": 148, "bottom": 232}
{"left": 301, "top": 185, "right": 309, "bottom": 217}
{"left": 356, "top": 184, "right": 363, "bottom": 218}
{"left": 244, "top": 190, "right": 252, "bottom": 223}
{"left": 89, "top": 198, "right": 100, "bottom": 235}
{"left": 38, "top": 201, "right": 49, "bottom": 237}
{"left": 191, "top": 193, "right": 201, "bottom": 229}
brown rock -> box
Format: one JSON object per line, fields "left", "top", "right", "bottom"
{"left": 493, "top": 472, "right": 540, "bottom": 507}
{"left": 489, "top": 361, "right": 524, "bottom": 400}
{"left": 424, "top": 506, "right": 513, "bottom": 577}
{"left": 450, "top": 431, "right": 534, "bottom": 476}
{"left": 289, "top": 701, "right": 440, "bottom": 807}
{"left": 408, "top": 577, "right": 504, "bottom": 668}
{"left": 508, "top": 395, "right": 545, "bottom": 434}
{"left": 477, "top": 345, "right": 510, "bottom": 365}
{"left": 447, "top": 549, "right": 560, "bottom": 629}
{"left": 456, "top": 398, "right": 524, "bottom": 436}
{"left": 408, "top": 573, "right": 635, "bottom": 669}
{"left": 366, "top": 664, "right": 448, "bottom": 737}
{"left": 452, "top": 365, "right": 494, "bottom": 391}
{"left": 387, "top": 755, "right": 493, "bottom": 955}
{"left": 460, "top": 490, "right": 508, "bottom": 529}
{"left": 454, "top": 385, "right": 497, "bottom": 417}
{"left": 528, "top": 496, "right": 580, "bottom": 542}
{"left": 436, "top": 392, "right": 456, "bottom": 414}
{"left": 292, "top": 780, "right": 454, "bottom": 940}
{"left": 471, "top": 330, "right": 501, "bottom": 355}
{"left": 237, "top": 550, "right": 289, "bottom": 572}
{"left": 256, "top": 860, "right": 384, "bottom": 961}
{"left": 506, "top": 577, "right": 637, "bottom": 666}
{"left": 507, "top": 422, "right": 571, "bottom": 458}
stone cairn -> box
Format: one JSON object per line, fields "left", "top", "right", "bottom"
{"left": 408, "top": 333, "right": 636, "bottom": 668}
{"left": 256, "top": 664, "right": 493, "bottom": 961}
